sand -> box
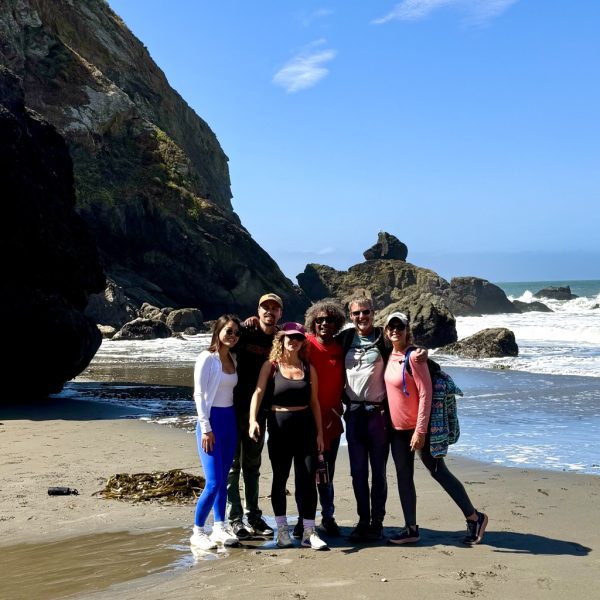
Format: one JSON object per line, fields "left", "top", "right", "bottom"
{"left": 1, "top": 399, "right": 599, "bottom": 599}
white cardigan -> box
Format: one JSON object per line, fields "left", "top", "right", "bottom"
{"left": 193, "top": 350, "right": 238, "bottom": 434}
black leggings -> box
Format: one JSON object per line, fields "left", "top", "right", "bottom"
{"left": 390, "top": 429, "right": 475, "bottom": 526}
{"left": 267, "top": 408, "right": 317, "bottom": 519}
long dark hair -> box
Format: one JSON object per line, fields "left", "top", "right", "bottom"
{"left": 208, "top": 314, "right": 242, "bottom": 353}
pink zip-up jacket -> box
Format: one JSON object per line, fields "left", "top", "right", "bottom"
{"left": 384, "top": 350, "right": 432, "bottom": 434}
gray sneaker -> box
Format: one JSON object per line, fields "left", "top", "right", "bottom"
{"left": 276, "top": 525, "right": 294, "bottom": 548}
{"left": 301, "top": 526, "right": 328, "bottom": 550}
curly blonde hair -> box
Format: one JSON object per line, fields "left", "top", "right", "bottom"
{"left": 268, "top": 330, "right": 308, "bottom": 364}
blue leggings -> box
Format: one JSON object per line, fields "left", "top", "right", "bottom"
{"left": 194, "top": 406, "right": 238, "bottom": 527}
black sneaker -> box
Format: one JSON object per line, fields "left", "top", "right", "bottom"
{"left": 367, "top": 521, "right": 383, "bottom": 541}
{"left": 349, "top": 521, "right": 370, "bottom": 542}
{"left": 249, "top": 517, "right": 274, "bottom": 538}
{"left": 463, "top": 511, "right": 488, "bottom": 545}
{"left": 321, "top": 517, "right": 341, "bottom": 536}
{"left": 388, "top": 525, "right": 420, "bottom": 545}
{"left": 231, "top": 520, "right": 251, "bottom": 540}
{"left": 292, "top": 519, "right": 303, "bottom": 539}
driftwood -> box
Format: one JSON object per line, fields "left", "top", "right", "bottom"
{"left": 95, "top": 469, "right": 205, "bottom": 503}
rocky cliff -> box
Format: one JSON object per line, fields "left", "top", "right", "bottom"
{"left": 298, "top": 253, "right": 458, "bottom": 348}
{"left": 297, "top": 233, "right": 521, "bottom": 348}
{"left": 0, "top": 0, "right": 307, "bottom": 319}
{"left": 0, "top": 66, "right": 105, "bottom": 397}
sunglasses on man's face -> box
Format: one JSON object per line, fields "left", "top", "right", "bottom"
{"left": 224, "top": 328, "right": 241, "bottom": 337}
{"left": 315, "top": 316, "right": 336, "bottom": 325}
{"left": 351, "top": 309, "right": 371, "bottom": 317}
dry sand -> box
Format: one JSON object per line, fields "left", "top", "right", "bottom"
{"left": 1, "top": 399, "right": 599, "bottom": 599}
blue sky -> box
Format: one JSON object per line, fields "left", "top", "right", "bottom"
{"left": 108, "top": 0, "right": 599, "bottom": 283}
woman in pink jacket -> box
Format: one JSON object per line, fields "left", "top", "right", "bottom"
{"left": 383, "top": 312, "right": 488, "bottom": 546}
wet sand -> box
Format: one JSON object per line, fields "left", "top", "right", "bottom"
{"left": 1, "top": 399, "right": 599, "bottom": 599}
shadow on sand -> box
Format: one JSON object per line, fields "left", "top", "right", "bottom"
{"left": 337, "top": 526, "right": 591, "bottom": 557}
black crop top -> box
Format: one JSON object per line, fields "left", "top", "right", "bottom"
{"left": 271, "top": 363, "right": 311, "bottom": 408}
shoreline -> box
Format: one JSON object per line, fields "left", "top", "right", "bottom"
{"left": 59, "top": 365, "right": 600, "bottom": 476}
{"left": 1, "top": 400, "right": 599, "bottom": 599}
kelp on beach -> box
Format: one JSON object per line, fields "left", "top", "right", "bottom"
{"left": 95, "top": 469, "right": 205, "bottom": 503}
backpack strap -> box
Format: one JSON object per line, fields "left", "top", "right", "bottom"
{"left": 402, "top": 345, "right": 417, "bottom": 396}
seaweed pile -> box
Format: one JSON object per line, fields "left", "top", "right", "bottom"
{"left": 95, "top": 469, "right": 205, "bottom": 502}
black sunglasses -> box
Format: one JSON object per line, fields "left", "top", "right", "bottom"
{"left": 387, "top": 322, "right": 406, "bottom": 332}
{"left": 351, "top": 309, "right": 371, "bottom": 317}
{"left": 225, "top": 327, "right": 241, "bottom": 337}
{"left": 315, "top": 316, "right": 336, "bottom": 325}
{"left": 286, "top": 333, "right": 305, "bottom": 342}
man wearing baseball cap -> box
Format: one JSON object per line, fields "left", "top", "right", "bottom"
{"left": 227, "top": 293, "right": 283, "bottom": 538}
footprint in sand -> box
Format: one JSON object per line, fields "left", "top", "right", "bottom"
{"left": 537, "top": 577, "right": 552, "bottom": 590}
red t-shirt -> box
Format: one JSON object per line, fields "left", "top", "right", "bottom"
{"left": 306, "top": 334, "right": 344, "bottom": 449}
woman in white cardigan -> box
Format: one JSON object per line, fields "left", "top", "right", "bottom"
{"left": 190, "top": 314, "right": 243, "bottom": 551}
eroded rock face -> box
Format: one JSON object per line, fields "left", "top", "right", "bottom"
{"left": 298, "top": 259, "right": 457, "bottom": 348}
{"left": 85, "top": 279, "right": 139, "bottom": 328}
{"left": 377, "top": 297, "right": 457, "bottom": 348}
{"left": 363, "top": 232, "right": 408, "bottom": 261}
{"left": 166, "top": 308, "right": 203, "bottom": 333}
{"left": 444, "top": 277, "right": 518, "bottom": 316}
{"left": 534, "top": 286, "right": 578, "bottom": 301}
{"left": 439, "top": 328, "right": 519, "bottom": 358}
{"left": 0, "top": 66, "right": 105, "bottom": 397}
{"left": 0, "top": 0, "right": 308, "bottom": 320}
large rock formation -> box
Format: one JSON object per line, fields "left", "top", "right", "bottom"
{"left": 443, "top": 277, "right": 519, "bottom": 316}
{"left": 534, "top": 286, "right": 578, "bottom": 301}
{"left": 84, "top": 278, "right": 139, "bottom": 327}
{"left": 0, "top": 66, "right": 105, "bottom": 397}
{"left": 297, "top": 233, "right": 526, "bottom": 347}
{"left": 112, "top": 318, "right": 171, "bottom": 341}
{"left": 512, "top": 299, "right": 552, "bottom": 313}
{"left": 0, "top": 0, "right": 308, "bottom": 319}
{"left": 439, "top": 328, "right": 519, "bottom": 359}
{"left": 298, "top": 256, "right": 457, "bottom": 348}
{"left": 363, "top": 232, "right": 408, "bottom": 261}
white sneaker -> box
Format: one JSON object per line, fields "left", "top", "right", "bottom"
{"left": 210, "top": 522, "right": 239, "bottom": 546}
{"left": 276, "top": 524, "right": 294, "bottom": 548}
{"left": 190, "top": 526, "right": 217, "bottom": 550}
{"left": 301, "top": 526, "right": 328, "bottom": 550}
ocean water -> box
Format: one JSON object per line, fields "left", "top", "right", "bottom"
{"left": 63, "top": 280, "right": 600, "bottom": 475}
{"left": 434, "top": 279, "right": 600, "bottom": 378}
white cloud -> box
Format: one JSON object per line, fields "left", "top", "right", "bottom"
{"left": 273, "top": 41, "right": 337, "bottom": 93}
{"left": 316, "top": 247, "right": 335, "bottom": 255}
{"left": 300, "top": 8, "right": 334, "bottom": 27}
{"left": 372, "top": 0, "right": 518, "bottom": 25}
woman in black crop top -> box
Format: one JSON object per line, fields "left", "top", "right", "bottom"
{"left": 249, "top": 322, "right": 327, "bottom": 550}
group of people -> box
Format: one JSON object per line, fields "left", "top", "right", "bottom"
{"left": 190, "top": 292, "right": 488, "bottom": 552}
